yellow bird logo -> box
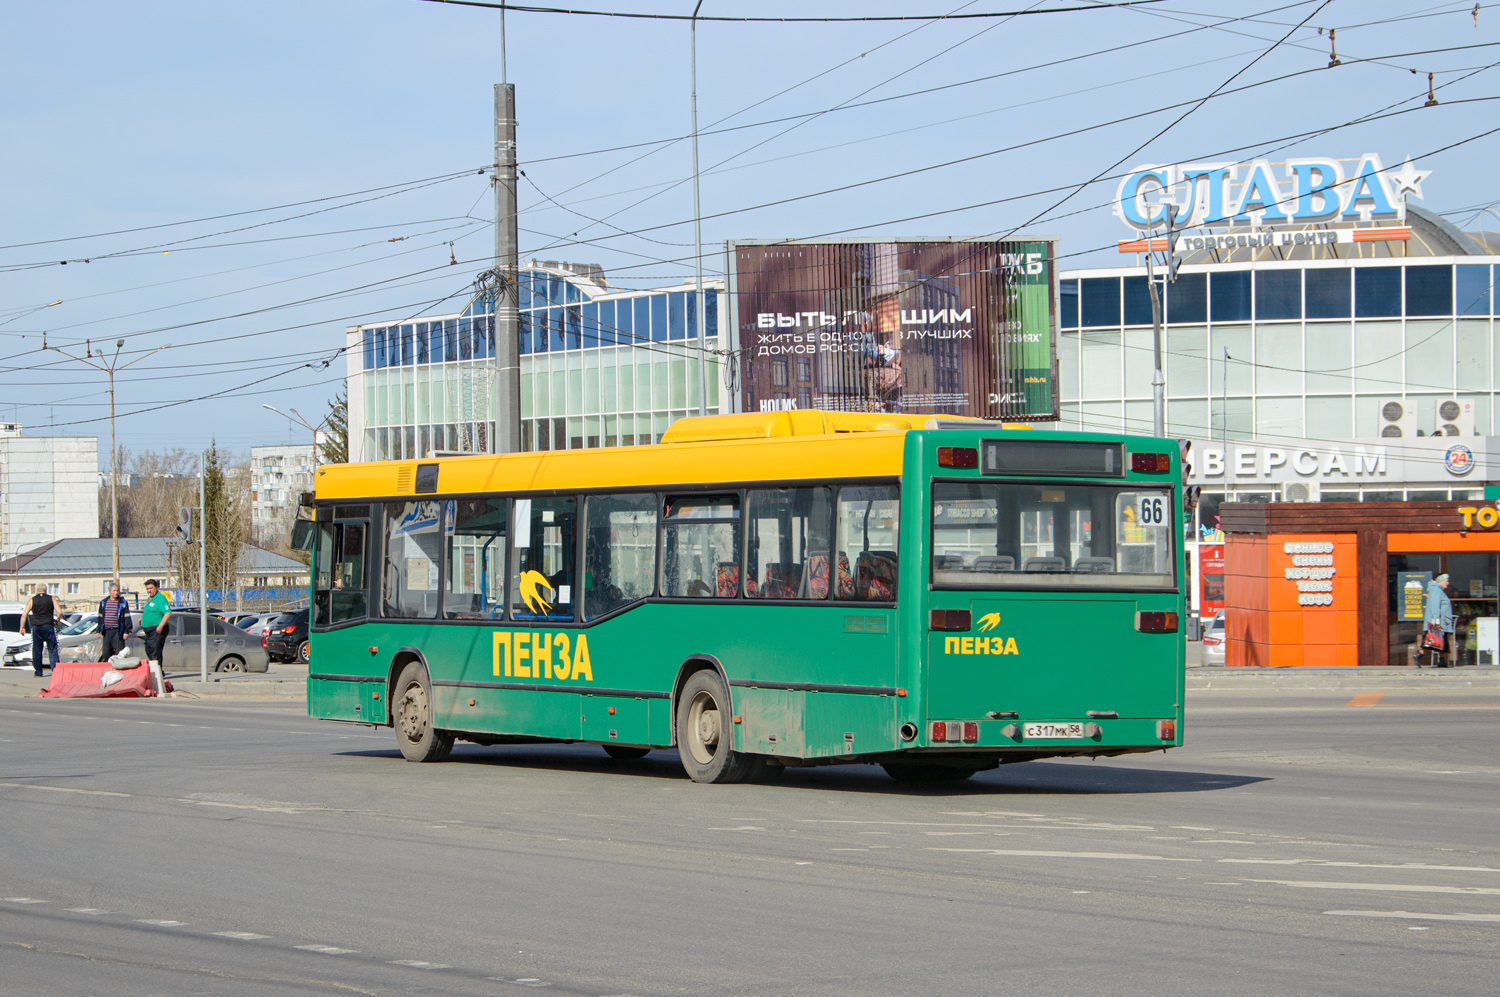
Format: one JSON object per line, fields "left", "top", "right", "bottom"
{"left": 519, "top": 570, "right": 554, "bottom": 614}
{"left": 977, "top": 612, "right": 1001, "bottom": 632}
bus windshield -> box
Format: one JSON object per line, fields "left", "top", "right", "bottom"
{"left": 931, "top": 481, "right": 1174, "bottom": 590}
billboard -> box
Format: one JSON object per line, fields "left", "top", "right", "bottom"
{"left": 730, "top": 239, "right": 1058, "bottom": 420}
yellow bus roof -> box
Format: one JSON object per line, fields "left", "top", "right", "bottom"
{"left": 314, "top": 410, "right": 1049, "bottom": 500}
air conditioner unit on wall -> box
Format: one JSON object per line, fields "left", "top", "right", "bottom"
{"left": 1284, "top": 481, "right": 1321, "bottom": 503}
{"left": 1435, "top": 398, "right": 1475, "bottom": 437}
{"left": 1378, "top": 398, "right": 1417, "bottom": 438}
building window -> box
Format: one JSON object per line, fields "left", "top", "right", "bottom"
{"left": 1122, "top": 275, "right": 1156, "bottom": 326}
{"left": 1210, "top": 271, "right": 1251, "bottom": 322}
{"left": 1060, "top": 279, "right": 1079, "bottom": 328}
{"left": 1355, "top": 266, "right": 1401, "bottom": 318}
{"left": 796, "top": 356, "right": 811, "bottom": 382}
{"left": 772, "top": 359, "right": 789, "bottom": 387}
{"left": 253, "top": 576, "right": 269, "bottom": 587}
{"left": 1080, "top": 277, "right": 1120, "bottom": 327}
{"left": 1305, "top": 268, "right": 1351, "bottom": 318}
{"left": 1254, "top": 269, "right": 1301, "bottom": 320}
{"left": 66, "top": 582, "right": 79, "bottom": 595}
{"left": 1405, "top": 265, "right": 1453, "bottom": 317}
{"left": 1458, "top": 264, "right": 1492, "bottom": 315}
{"left": 1166, "top": 272, "right": 1206, "bottom": 324}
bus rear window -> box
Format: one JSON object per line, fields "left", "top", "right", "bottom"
{"left": 931, "top": 482, "right": 1174, "bottom": 590}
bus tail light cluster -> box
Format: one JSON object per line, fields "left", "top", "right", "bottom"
{"left": 1131, "top": 452, "right": 1171, "bottom": 473}
{"left": 1157, "top": 719, "right": 1177, "bottom": 740}
{"left": 930, "top": 720, "right": 979, "bottom": 743}
{"left": 929, "top": 609, "right": 971, "bottom": 631}
{"left": 937, "top": 446, "right": 978, "bottom": 468}
{"left": 1136, "top": 611, "right": 1179, "bottom": 633}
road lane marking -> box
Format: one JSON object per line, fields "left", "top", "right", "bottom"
{"left": 1250, "top": 879, "right": 1500, "bottom": 895}
{"left": 930, "top": 849, "right": 1200, "bottom": 862}
{"left": 0, "top": 782, "right": 130, "bottom": 797}
{"left": 5, "top": 898, "right": 46, "bottom": 904}
{"left": 65, "top": 908, "right": 105, "bottom": 914}
{"left": 214, "top": 931, "right": 270, "bottom": 940}
{"left": 1326, "top": 910, "right": 1500, "bottom": 923}
{"left": 137, "top": 919, "right": 187, "bottom": 926}
{"left": 389, "top": 959, "right": 451, "bottom": 969}
{"left": 1221, "top": 859, "right": 1500, "bottom": 873}
{"left": 296, "top": 944, "right": 358, "bottom": 954}
{"left": 1346, "top": 692, "right": 1385, "bottom": 706}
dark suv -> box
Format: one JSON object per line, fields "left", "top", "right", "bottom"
{"left": 263, "top": 609, "right": 310, "bottom": 664}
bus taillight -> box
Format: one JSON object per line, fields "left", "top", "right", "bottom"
{"left": 937, "top": 446, "right": 978, "bottom": 468}
{"left": 1130, "top": 452, "right": 1171, "bottom": 473}
{"left": 1157, "top": 720, "right": 1176, "bottom": 740}
{"left": 929, "top": 721, "right": 979, "bottom": 742}
{"left": 929, "top": 609, "right": 971, "bottom": 631}
{"left": 1135, "top": 611, "right": 1179, "bottom": 633}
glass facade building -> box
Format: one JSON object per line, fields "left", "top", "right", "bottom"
{"left": 346, "top": 264, "right": 724, "bottom": 462}
{"left": 1056, "top": 256, "right": 1500, "bottom": 443}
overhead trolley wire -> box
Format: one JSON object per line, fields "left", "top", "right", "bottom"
{"left": 415, "top": 0, "right": 1169, "bottom": 22}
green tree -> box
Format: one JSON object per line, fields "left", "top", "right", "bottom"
{"left": 320, "top": 391, "right": 348, "bottom": 465}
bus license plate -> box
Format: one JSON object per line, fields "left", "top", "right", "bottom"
{"left": 1024, "top": 722, "right": 1085, "bottom": 739}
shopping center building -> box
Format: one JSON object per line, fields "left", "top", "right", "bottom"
{"left": 344, "top": 262, "right": 723, "bottom": 462}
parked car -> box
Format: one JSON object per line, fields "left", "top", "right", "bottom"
{"left": 1202, "top": 610, "right": 1226, "bottom": 666}
{"left": 264, "top": 609, "right": 310, "bottom": 664}
{"left": 252, "top": 611, "right": 283, "bottom": 641}
{"left": 3, "top": 615, "right": 103, "bottom": 668}
{"left": 220, "top": 611, "right": 261, "bottom": 628}
{"left": 124, "top": 611, "right": 270, "bottom": 673}
{"left": 0, "top": 603, "right": 25, "bottom": 647}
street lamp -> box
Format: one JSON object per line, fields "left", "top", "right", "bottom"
{"left": 47, "top": 336, "right": 170, "bottom": 584}
{"left": 262, "top": 404, "right": 330, "bottom": 468}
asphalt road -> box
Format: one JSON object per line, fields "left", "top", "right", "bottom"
{"left": 1, "top": 689, "right": 1497, "bottom": 996}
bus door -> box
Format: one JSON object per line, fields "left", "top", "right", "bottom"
{"left": 927, "top": 480, "right": 1178, "bottom": 722}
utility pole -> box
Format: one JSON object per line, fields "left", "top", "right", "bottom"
{"left": 690, "top": 0, "right": 708, "bottom": 417}
{"left": 46, "top": 336, "right": 169, "bottom": 584}
{"left": 1144, "top": 215, "right": 1179, "bottom": 439}
{"left": 492, "top": 5, "right": 521, "bottom": 454}
{"left": 198, "top": 449, "right": 207, "bottom": 685}
{"left": 1222, "top": 348, "right": 1230, "bottom": 443}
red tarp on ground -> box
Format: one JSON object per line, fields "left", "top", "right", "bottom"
{"left": 39, "top": 661, "right": 157, "bottom": 698}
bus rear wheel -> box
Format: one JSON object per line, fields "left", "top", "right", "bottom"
{"left": 882, "top": 762, "right": 977, "bottom": 785}
{"left": 394, "top": 661, "right": 454, "bottom": 763}
{"left": 676, "top": 670, "right": 762, "bottom": 784}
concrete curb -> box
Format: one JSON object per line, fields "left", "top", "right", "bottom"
{"left": 1187, "top": 667, "right": 1500, "bottom": 691}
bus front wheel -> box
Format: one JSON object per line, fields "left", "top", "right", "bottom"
{"left": 394, "top": 661, "right": 454, "bottom": 763}
{"left": 676, "top": 670, "right": 762, "bottom": 784}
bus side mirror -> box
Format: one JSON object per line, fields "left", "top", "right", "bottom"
{"left": 290, "top": 519, "right": 317, "bottom": 552}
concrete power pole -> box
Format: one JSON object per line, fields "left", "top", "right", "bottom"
{"left": 690, "top": 1, "right": 708, "bottom": 417}
{"left": 493, "top": 83, "right": 521, "bottom": 454}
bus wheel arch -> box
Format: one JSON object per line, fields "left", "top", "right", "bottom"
{"left": 670, "top": 655, "right": 731, "bottom": 747}
{"left": 384, "top": 647, "right": 430, "bottom": 727}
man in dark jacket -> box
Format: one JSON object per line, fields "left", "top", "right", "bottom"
{"left": 98, "top": 582, "right": 133, "bottom": 660}
{"left": 20, "top": 589, "right": 61, "bottom": 677}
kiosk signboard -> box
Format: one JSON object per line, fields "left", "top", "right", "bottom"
{"left": 730, "top": 239, "right": 1058, "bottom": 420}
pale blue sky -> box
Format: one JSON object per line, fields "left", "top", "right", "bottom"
{"left": 1, "top": 1, "right": 1495, "bottom": 458}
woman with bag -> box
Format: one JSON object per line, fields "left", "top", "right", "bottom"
{"left": 1422, "top": 573, "right": 1455, "bottom": 668}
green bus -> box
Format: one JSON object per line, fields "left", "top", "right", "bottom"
{"left": 307, "top": 410, "right": 1184, "bottom": 784}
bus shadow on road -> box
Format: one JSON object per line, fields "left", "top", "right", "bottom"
{"left": 337, "top": 744, "right": 1267, "bottom": 795}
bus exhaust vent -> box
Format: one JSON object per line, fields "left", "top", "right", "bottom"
{"left": 394, "top": 464, "right": 414, "bottom": 494}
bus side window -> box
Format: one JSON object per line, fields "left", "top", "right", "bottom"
{"left": 382, "top": 501, "right": 443, "bottom": 620}
{"left": 746, "top": 487, "right": 832, "bottom": 600}
{"left": 445, "top": 498, "right": 507, "bottom": 620}
{"left": 583, "top": 493, "right": 657, "bottom": 620}
{"left": 512, "top": 496, "right": 577, "bottom": 621}
{"left": 835, "top": 485, "right": 899, "bottom": 602}
{"left": 662, "top": 494, "right": 740, "bottom": 599}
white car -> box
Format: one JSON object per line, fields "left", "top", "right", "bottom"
{"left": 0, "top": 602, "right": 25, "bottom": 647}
{"left": 2, "top": 614, "right": 103, "bottom": 668}
{"left": 1201, "top": 611, "right": 1226, "bottom": 666}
